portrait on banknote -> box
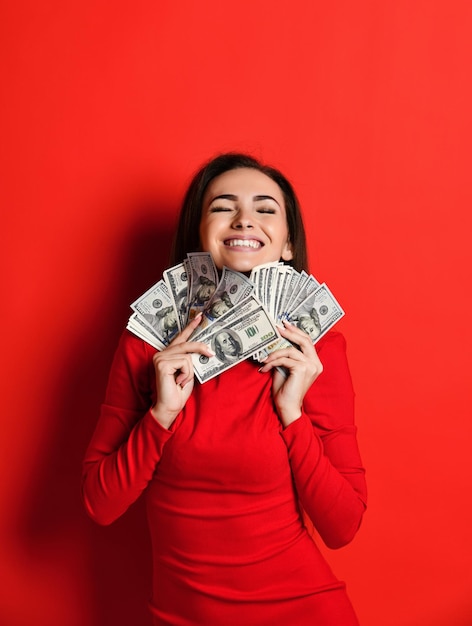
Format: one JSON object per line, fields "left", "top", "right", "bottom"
{"left": 212, "top": 329, "right": 243, "bottom": 364}
{"left": 142, "top": 305, "right": 179, "bottom": 343}
{"left": 292, "top": 307, "right": 321, "bottom": 342}
{"left": 206, "top": 292, "right": 234, "bottom": 320}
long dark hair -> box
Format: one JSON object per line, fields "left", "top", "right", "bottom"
{"left": 170, "top": 153, "right": 308, "bottom": 272}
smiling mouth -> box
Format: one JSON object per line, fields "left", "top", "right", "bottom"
{"left": 224, "top": 239, "right": 263, "bottom": 249}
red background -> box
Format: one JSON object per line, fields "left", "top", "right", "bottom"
{"left": 1, "top": 2, "right": 471, "bottom": 624}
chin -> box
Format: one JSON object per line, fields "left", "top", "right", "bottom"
{"left": 226, "top": 259, "right": 260, "bottom": 273}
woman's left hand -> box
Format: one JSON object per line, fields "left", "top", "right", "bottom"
{"left": 258, "top": 320, "right": 323, "bottom": 428}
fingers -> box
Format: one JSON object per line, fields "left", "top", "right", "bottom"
{"left": 258, "top": 346, "right": 305, "bottom": 371}
{"left": 171, "top": 312, "right": 204, "bottom": 344}
{"left": 156, "top": 313, "right": 214, "bottom": 359}
{"left": 259, "top": 352, "right": 322, "bottom": 378}
{"left": 260, "top": 321, "right": 317, "bottom": 363}
{"left": 153, "top": 341, "right": 214, "bottom": 378}
{"left": 151, "top": 314, "right": 215, "bottom": 425}
{"left": 278, "top": 319, "right": 315, "bottom": 350}
{"left": 258, "top": 321, "right": 322, "bottom": 380}
{"left": 154, "top": 350, "right": 192, "bottom": 376}
{"left": 153, "top": 313, "right": 215, "bottom": 391}
{"left": 260, "top": 352, "right": 322, "bottom": 377}
{"left": 167, "top": 340, "right": 215, "bottom": 358}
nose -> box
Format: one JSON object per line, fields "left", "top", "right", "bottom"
{"left": 232, "top": 208, "right": 253, "bottom": 229}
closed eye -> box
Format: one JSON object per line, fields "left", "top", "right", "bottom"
{"left": 256, "top": 207, "right": 276, "bottom": 214}
{"left": 209, "top": 206, "right": 233, "bottom": 213}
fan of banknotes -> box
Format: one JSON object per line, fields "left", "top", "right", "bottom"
{"left": 127, "top": 252, "right": 344, "bottom": 383}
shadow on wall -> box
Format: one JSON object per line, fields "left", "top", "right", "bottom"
{"left": 16, "top": 203, "right": 176, "bottom": 626}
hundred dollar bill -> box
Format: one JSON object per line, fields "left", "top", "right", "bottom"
{"left": 189, "top": 290, "right": 254, "bottom": 344}
{"left": 266, "top": 265, "right": 281, "bottom": 319}
{"left": 250, "top": 262, "right": 282, "bottom": 306}
{"left": 130, "top": 279, "right": 179, "bottom": 346}
{"left": 277, "top": 267, "right": 301, "bottom": 321}
{"left": 252, "top": 336, "right": 293, "bottom": 379}
{"left": 255, "top": 284, "right": 344, "bottom": 362}
{"left": 249, "top": 261, "right": 282, "bottom": 284}
{"left": 273, "top": 265, "right": 293, "bottom": 321}
{"left": 163, "top": 261, "right": 190, "bottom": 331}
{"left": 126, "top": 313, "right": 166, "bottom": 350}
{"left": 191, "top": 295, "right": 281, "bottom": 383}
{"left": 191, "top": 288, "right": 257, "bottom": 342}
{"left": 187, "top": 252, "right": 219, "bottom": 321}
{"left": 125, "top": 254, "right": 346, "bottom": 383}
{"left": 287, "top": 283, "right": 344, "bottom": 343}
{"left": 198, "top": 267, "right": 255, "bottom": 330}
{"left": 278, "top": 268, "right": 306, "bottom": 320}
{"left": 284, "top": 272, "right": 320, "bottom": 317}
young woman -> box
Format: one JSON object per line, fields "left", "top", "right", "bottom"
{"left": 82, "top": 153, "right": 367, "bottom": 625}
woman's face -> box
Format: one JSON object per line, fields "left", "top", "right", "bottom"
{"left": 199, "top": 168, "right": 293, "bottom": 273}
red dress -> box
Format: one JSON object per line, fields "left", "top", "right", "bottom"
{"left": 82, "top": 330, "right": 367, "bottom": 625}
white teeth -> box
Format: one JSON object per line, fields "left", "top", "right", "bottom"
{"left": 226, "top": 239, "right": 261, "bottom": 249}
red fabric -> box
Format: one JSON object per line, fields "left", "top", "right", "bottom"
{"left": 82, "top": 330, "right": 367, "bottom": 625}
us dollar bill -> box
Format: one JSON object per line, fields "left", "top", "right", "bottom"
{"left": 284, "top": 272, "right": 320, "bottom": 317}
{"left": 198, "top": 267, "right": 255, "bottom": 331}
{"left": 266, "top": 265, "right": 280, "bottom": 319}
{"left": 126, "top": 254, "right": 346, "bottom": 383}
{"left": 187, "top": 252, "right": 219, "bottom": 321}
{"left": 277, "top": 267, "right": 301, "bottom": 320}
{"left": 163, "top": 261, "right": 190, "bottom": 331}
{"left": 126, "top": 313, "right": 166, "bottom": 350}
{"left": 255, "top": 283, "right": 344, "bottom": 362}
{"left": 273, "top": 265, "right": 293, "bottom": 321}
{"left": 130, "top": 279, "right": 179, "bottom": 346}
{"left": 253, "top": 336, "right": 292, "bottom": 363}
{"left": 250, "top": 262, "right": 282, "bottom": 306}
{"left": 191, "top": 295, "right": 280, "bottom": 383}
{"left": 287, "top": 283, "right": 344, "bottom": 343}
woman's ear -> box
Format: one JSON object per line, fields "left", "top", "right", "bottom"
{"left": 281, "top": 240, "right": 294, "bottom": 262}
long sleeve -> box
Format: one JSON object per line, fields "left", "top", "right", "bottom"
{"left": 82, "top": 331, "right": 173, "bottom": 525}
{"left": 280, "top": 331, "right": 367, "bottom": 549}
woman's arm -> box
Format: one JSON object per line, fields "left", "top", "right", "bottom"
{"left": 82, "top": 331, "right": 172, "bottom": 525}
{"left": 82, "top": 317, "right": 214, "bottom": 525}
{"left": 280, "top": 331, "right": 367, "bottom": 549}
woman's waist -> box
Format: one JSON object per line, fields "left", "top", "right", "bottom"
{"left": 149, "top": 524, "right": 340, "bottom": 603}
{"left": 146, "top": 490, "right": 312, "bottom": 562}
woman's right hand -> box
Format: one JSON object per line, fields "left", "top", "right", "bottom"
{"left": 150, "top": 313, "right": 214, "bottom": 429}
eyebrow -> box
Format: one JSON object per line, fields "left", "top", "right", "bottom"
{"left": 210, "top": 194, "right": 281, "bottom": 206}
